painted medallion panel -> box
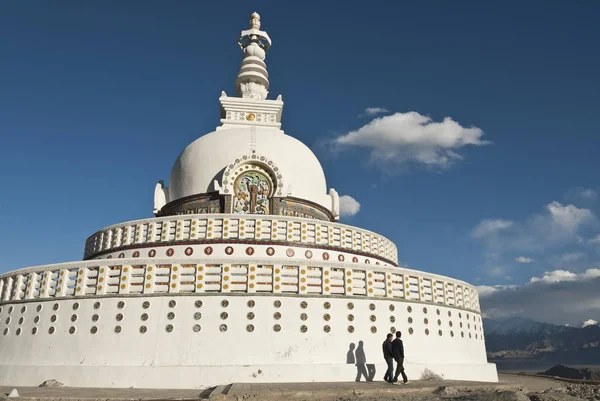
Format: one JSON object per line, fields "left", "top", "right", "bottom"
{"left": 233, "top": 170, "right": 272, "bottom": 214}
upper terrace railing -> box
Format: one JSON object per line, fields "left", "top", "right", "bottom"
{"left": 0, "top": 259, "right": 480, "bottom": 313}
{"left": 83, "top": 215, "right": 399, "bottom": 265}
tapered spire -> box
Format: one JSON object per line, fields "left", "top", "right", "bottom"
{"left": 235, "top": 12, "right": 272, "bottom": 100}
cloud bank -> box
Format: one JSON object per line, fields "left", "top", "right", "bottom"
{"left": 478, "top": 269, "right": 600, "bottom": 325}
{"left": 472, "top": 202, "right": 595, "bottom": 253}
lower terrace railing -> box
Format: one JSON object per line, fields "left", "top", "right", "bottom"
{"left": 0, "top": 260, "right": 480, "bottom": 313}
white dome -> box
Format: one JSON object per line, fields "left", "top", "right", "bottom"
{"left": 168, "top": 126, "right": 331, "bottom": 209}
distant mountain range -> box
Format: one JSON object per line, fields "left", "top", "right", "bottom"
{"left": 484, "top": 316, "right": 600, "bottom": 368}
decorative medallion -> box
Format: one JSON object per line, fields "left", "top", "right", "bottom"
{"left": 305, "top": 250, "right": 313, "bottom": 259}
{"left": 204, "top": 246, "right": 213, "bottom": 255}
{"left": 118, "top": 253, "right": 125, "bottom": 258}
{"left": 390, "top": 316, "right": 396, "bottom": 323}
{"left": 338, "top": 254, "right": 345, "bottom": 262}
{"left": 166, "top": 248, "right": 174, "bottom": 257}
{"left": 225, "top": 246, "right": 234, "bottom": 255}
{"left": 185, "top": 247, "right": 193, "bottom": 256}
{"left": 300, "top": 301, "right": 308, "bottom": 309}
{"left": 273, "top": 324, "right": 281, "bottom": 332}
{"left": 132, "top": 251, "right": 140, "bottom": 258}
{"left": 266, "top": 247, "right": 275, "bottom": 256}
{"left": 322, "top": 252, "right": 329, "bottom": 260}
{"left": 245, "top": 247, "right": 255, "bottom": 256}
{"left": 286, "top": 248, "right": 295, "bottom": 257}
{"left": 107, "top": 255, "right": 113, "bottom": 259}
{"left": 348, "top": 325, "right": 355, "bottom": 333}
{"left": 233, "top": 170, "right": 272, "bottom": 214}
{"left": 352, "top": 256, "right": 358, "bottom": 263}
{"left": 246, "top": 113, "right": 256, "bottom": 121}
{"left": 365, "top": 259, "right": 370, "bottom": 264}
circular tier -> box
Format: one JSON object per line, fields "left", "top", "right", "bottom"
{"left": 83, "top": 215, "right": 399, "bottom": 266}
{"left": 0, "top": 256, "right": 493, "bottom": 388}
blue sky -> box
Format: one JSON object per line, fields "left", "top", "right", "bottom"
{"left": 1, "top": 1, "right": 599, "bottom": 323}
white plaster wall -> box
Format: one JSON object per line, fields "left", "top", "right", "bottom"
{"left": 0, "top": 295, "right": 494, "bottom": 388}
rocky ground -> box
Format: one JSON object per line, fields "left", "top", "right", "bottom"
{"left": 1, "top": 374, "right": 599, "bottom": 401}
{"left": 329, "top": 381, "right": 600, "bottom": 401}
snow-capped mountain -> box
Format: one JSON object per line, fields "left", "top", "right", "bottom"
{"left": 484, "top": 317, "right": 600, "bottom": 366}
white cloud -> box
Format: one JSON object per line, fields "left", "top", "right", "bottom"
{"left": 565, "top": 187, "right": 597, "bottom": 202}
{"left": 515, "top": 256, "right": 535, "bottom": 264}
{"left": 335, "top": 111, "right": 489, "bottom": 171}
{"left": 476, "top": 284, "right": 517, "bottom": 297}
{"left": 360, "top": 107, "right": 390, "bottom": 117}
{"left": 582, "top": 319, "right": 598, "bottom": 328}
{"left": 472, "top": 202, "right": 595, "bottom": 253}
{"left": 471, "top": 219, "right": 514, "bottom": 239}
{"left": 546, "top": 201, "right": 594, "bottom": 232}
{"left": 582, "top": 268, "right": 600, "bottom": 278}
{"left": 338, "top": 195, "right": 361, "bottom": 217}
{"left": 479, "top": 270, "right": 600, "bottom": 325}
{"left": 529, "top": 269, "right": 578, "bottom": 284}
{"left": 589, "top": 234, "right": 600, "bottom": 244}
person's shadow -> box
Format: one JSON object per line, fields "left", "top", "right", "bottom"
{"left": 351, "top": 341, "right": 375, "bottom": 382}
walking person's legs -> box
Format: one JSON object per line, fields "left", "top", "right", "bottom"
{"left": 393, "top": 358, "right": 408, "bottom": 384}
{"left": 385, "top": 357, "right": 394, "bottom": 383}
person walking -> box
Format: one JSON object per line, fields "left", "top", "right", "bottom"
{"left": 382, "top": 333, "right": 394, "bottom": 383}
{"left": 392, "top": 331, "right": 409, "bottom": 384}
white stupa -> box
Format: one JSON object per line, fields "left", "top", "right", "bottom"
{"left": 0, "top": 13, "right": 497, "bottom": 388}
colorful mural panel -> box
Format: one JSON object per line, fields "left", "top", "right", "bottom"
{"left": 233, "top": 170, "right": 272, "bottom": 214}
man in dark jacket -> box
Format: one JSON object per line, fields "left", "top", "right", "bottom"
{"left": 382, "top": 333, "right": 394, "bottom": 383}
{"left": 392, "top": 331, "right": 409, "bottom": 384}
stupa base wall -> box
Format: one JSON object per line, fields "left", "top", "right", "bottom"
{"left": 0, "top": 362, "right": 498, "bottom": 389}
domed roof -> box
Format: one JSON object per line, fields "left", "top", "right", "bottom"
{"left": 168, "top": 126, "right": 331, "bottom": 209}
{"left": 152, "top": 12, "right": 340, "bottom": 219}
